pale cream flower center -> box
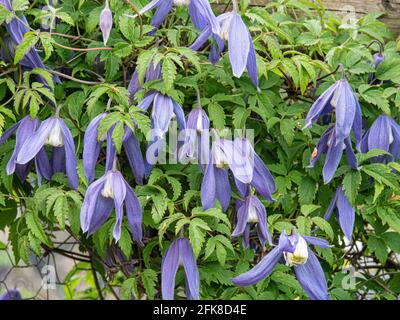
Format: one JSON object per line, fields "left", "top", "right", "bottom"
{"left": 219, "top": 16, "right": 232, "bottom": 41}
{"left": 101, "top": 175, "right": 114, "bottom": 198}
{"left": 284, "top": 236, "right": 309, "bottom": 266}
{"left": 46, "top": 122, "right": 63, "bottom": 147}
{"left": 247, "top": 204, "right": 259, "bottom": 223}
{"left": 196, "top": 111, "right": 203, "bottom": 133}
{"left": 173, "top": 0, "right": 190, "bottom": 6}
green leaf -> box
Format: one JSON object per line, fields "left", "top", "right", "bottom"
{"left": 162, "top": 57, "right": 177, "bottom": 91}
{"left": 298, "top": 177, "right": 317, "bottom": 205}
{"left": 25, "top": 211, "right": 51, "bottom": 246}
{"left": 312, "top": 216, "right": 334, "bottom": 241}
{"left": 376, "top": 58, "right": 400, "bottom": 84}
{"left": 357, "top": 148, "right": 390, "bottom": 164}
{"left": 232, "top": 107, "right": 250, "bottom": 129}
{"left": 113, "top": 42, "right": 133, "bottom": 59}
{"left": 141, "top": 269, "right": 158, "bottom": 300}
{"left": 271, "top": 270, "right": 303, "bottom": 293}
{"left": 296, "top": 216, "right": 311, "bottom": 235}
{"left": 54, "top": 195, "right": 67, "bottom": 230}
{"left": 31, "top": 68, "right": 55, "bottom": 91}
{"left": 121, "top": 278, "right": 139, "bottom": 300}
{"left": 377, "top": 207, "right": 400, "bottom": 232}
{"left": 0, "top": 6, "right": 13, "bottom": 24}
{"left": 158, "top": 213, "right": 184, "bottom": 245}
{"left": 183, "top": 190, "right": 199, "bottom": 211}
{"left": 280, "top": 118, "right": 295, "bottom": 145}
{"left": 174, "top": 47, "right": 201, "bottom": 72}
{"left": 381, "top": 232, "right": 400, "bottom": 253}
{"left": 39, "top": 33, "right": 54, "bottom": 61}
{"left": 137, "top": 48, "right": 157, "bottom": 85}
{"left": 362, "top": 164, "right": 399, "bottom": 190}
{"left": 118, "top": 226, "right": 133, "bottom": 258}
{"left": 342, "top": 170, "right": 361, "bottom": 206}
{"left": 189, "top": 218, "right": 210, "bottom": 257}
{"left": 207, "top": 102, "right": 225, "bottom": 130}
{"left": 112, "top": 121, "right": 125, "bottom": 154}
{"left": 12, "top": 0, "right": 29, "bottom": 11}
{"left": 301, "top": 204, "right": 320, "bottom": 216}
{"left": 14, "top": 32, "right": 39, "bottom": 64}
{"left": 367, "top": 235, "right": 388, "bottom": 264}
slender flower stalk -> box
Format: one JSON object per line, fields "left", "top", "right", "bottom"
{"left": 360, "top": 114, "right": 400, "bottom": 164}
{"left": 80, "top": 162, "right": 143, "bottom": 243}
{"left": 231, "top": 230, "right": 331, "bottom": 300}
{"left": 161, "top": 237, "right": 200, "bottom": 300}
{"left": 325, "top": 185, "right": 355, "bottom": 241}
{"left": 100, "top": 0, "right": 113, "bottom": 45}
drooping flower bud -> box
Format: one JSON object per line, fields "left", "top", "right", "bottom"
{"left": 100, "top": 0, "right": 113, "bottom": 45}
{"left": 284, "top": 235, "right": 309, "bottom": 266}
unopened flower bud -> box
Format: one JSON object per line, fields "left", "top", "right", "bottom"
{"left": 100, "top": 0, "right": 112, "bottom": 45}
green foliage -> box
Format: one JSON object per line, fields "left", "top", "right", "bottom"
{"left": 0, "top": 0, "right": 399, "bottom": 301}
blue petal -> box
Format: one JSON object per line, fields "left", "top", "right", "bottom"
{"left": 294, "top": 248, "right": 330, "bottom": 300}
{"left": 228, "top": 13, "right": 250, "bottom": 78}
{"left": 231, "top": 246, "right": 282, "bottom": 286}
{"left": 337, "top": 186, "right": 355, "bottom": 241}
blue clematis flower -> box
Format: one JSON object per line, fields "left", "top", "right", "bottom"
{"left": 15, "top": 115, "right": 78, "bottom": 189}
{"left": 83, "top": 113, "right": 145, "bottom": 185}
{"left": 138, "top": 92, "right": 186, "bottom": 174}
{"left": 201, "top": 137, "right": 275, "bottom": 212}
{"left": 80, "top": 163, "right": 142, "bottom": 243}
{"left": 99, "top": 0, "right": 113, "bottom": 45}
{"left": 161, "top": 237, "right": 200, "bottom": 300}
{"left": 127, "top": 0, "right": 219, "bottom": 33}
{"left": 178, "top": 106, "right": 210, "bottom": 168}
{"left": 139, "top": 92, "right": 186, "bottom": 138}
{"left": 231, "top": 230, "right": 331, "bottom": 300}
{"left": 0, "top": 0, "right": 60, "bottom": 84}
{"left": 304, "top": 79, "right": 362, "bottom": 149}
{"left": 232, "top": 192, "right": 272, "bottom": 249}
{"left": 0, "top": 289, "right": 22, "bottom": 300}
{"left": 360, "top": 114, "right": 400, "bottom": 164}
{"left": 325, "top": 186, "right": 355, "bottom": 241}
{"left": 309, "top": 125, "right": 358, "bottom": 184}
{"left": 190, "top": 0, "right": 259, "bottom": 88}
{"left": 0, "top": 115, "right": 52, "bottom": 183}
